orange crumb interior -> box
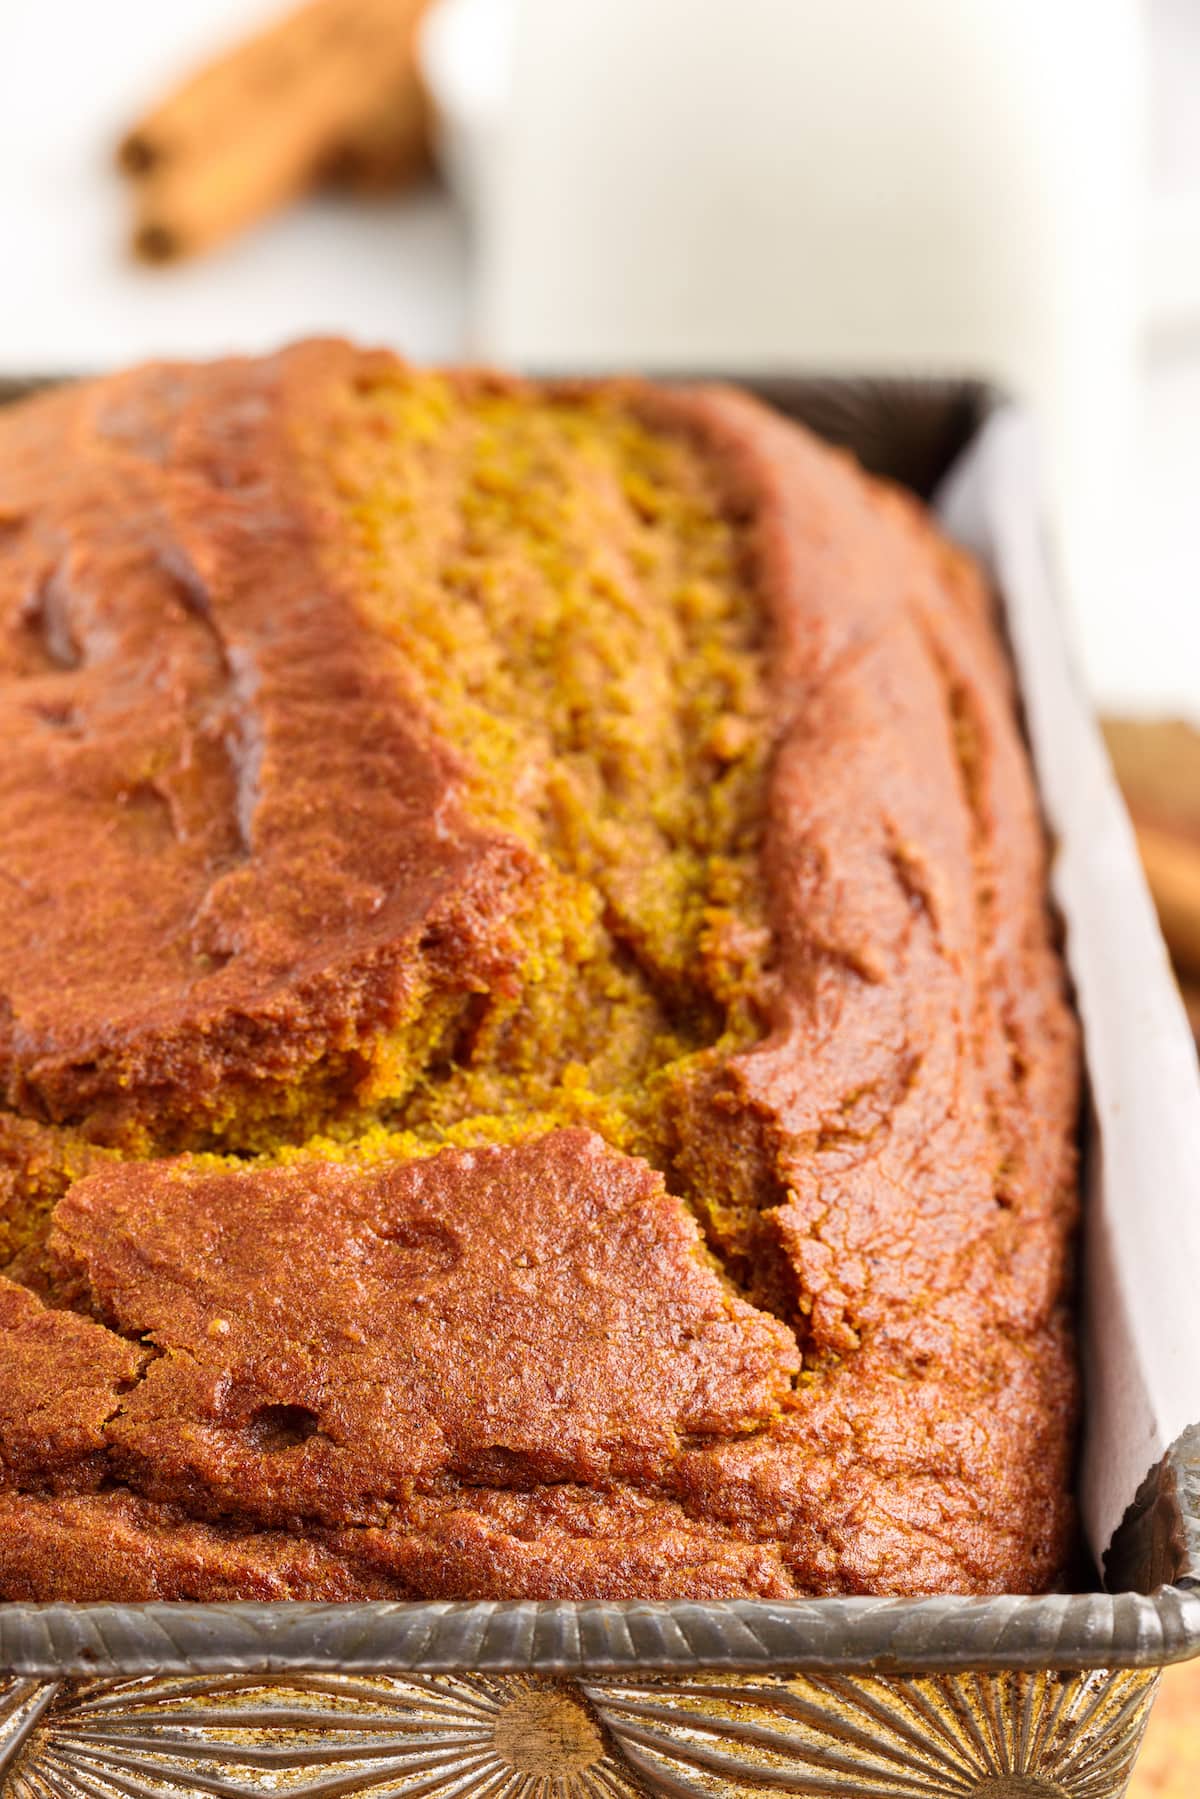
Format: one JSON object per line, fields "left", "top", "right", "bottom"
{"left": 4, "top": 377, "right": 777, "bottom": 1298}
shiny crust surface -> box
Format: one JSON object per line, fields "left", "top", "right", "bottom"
{"left": 0, "top": 344, "right": 1079, "bottom": 1599}
{"left": 0, "top": 348, "right": 529, "bottom": 1144}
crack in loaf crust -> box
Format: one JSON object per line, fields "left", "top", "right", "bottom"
{"left": 0, "top": 341, "right": 1080, "bottom": 1599}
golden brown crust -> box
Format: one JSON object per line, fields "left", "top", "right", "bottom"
{"left": 0, "top": 346, "right": 532, "bottom": 1148}
{"left": 0, "top": 344, "right": 1080, "bottom": 1599}
{"left": 45, "top": 1132, "right": 797, "bottom": 1518}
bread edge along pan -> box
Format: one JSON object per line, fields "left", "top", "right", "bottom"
{"left": 0, "top": 370, "right": 1194, "bottom": 1799}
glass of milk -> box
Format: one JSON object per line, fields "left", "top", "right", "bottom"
{"left": 424, "top": 0, "right": 1200, "bottom": 694}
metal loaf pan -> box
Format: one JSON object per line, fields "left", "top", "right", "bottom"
{"left": 0, "top": 373, "right": 1197, "bottom": 1799}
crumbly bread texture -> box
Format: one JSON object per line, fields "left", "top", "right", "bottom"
{"left": 0, "top": 342, "right": 1080, "bottom": 1599}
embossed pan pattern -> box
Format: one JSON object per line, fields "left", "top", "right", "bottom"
{"left": 0, "top": 374, "right": 1196, "bottom": 1799}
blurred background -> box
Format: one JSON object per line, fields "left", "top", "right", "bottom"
{"left": 0, "top": 0, "right": 1197, "bottom": 723}
{"left": 0, "top": 0, "right": 1198, "bottom": 1776}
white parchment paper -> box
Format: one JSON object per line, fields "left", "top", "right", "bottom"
{"left": 939, "top": 409, "right": 1200, "bottom": 1568}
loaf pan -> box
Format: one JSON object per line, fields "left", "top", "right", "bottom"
{"left": 0, "top": 372, "right": 1197, "bottom": 1799}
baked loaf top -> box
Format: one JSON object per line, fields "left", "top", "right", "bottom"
{"left": 0, "top": 343, "right": 1079, "bottom": 1600}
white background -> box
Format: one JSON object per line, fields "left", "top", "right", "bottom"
{"left": 0, "top": 0, "right": 469, "bottom": 365}
{"left": 0, "top": 0, "right": 1196, "bottom": 721}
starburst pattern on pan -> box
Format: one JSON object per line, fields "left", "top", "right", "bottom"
{"left": 0, "top": 1680, "right": 62, "bottom": 1784}
{"left": 582, "top": 1668, "right": 1161, "bottom": 1798}
{"left": 0, "top": 1666, "right": 1160, "bottom": 1799}
{"left": 0, "top": 1671, "right": 640, "bottom": 1799}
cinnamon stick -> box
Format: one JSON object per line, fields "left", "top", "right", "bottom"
{"left": 1133, "top": 821, "right": 1200, "bottom": 981}
{"left": 322, "top": 76, "right": 432, "bottom": 194}
{"left": 1177, "top": 973, "right": 1200, "bottom": 1046}
{"left": 1103, "top": 716, "right": 1200, "bottom": 843}
{"left": 120, "top": 0, "right": 433, "bottom": 264}
{"left": 1102, "top": 716, "right": 1200, "bottom": 984}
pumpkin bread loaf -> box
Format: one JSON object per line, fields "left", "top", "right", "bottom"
{"left": 0, "top": 342, "right": 1079, "bottom": 1599}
